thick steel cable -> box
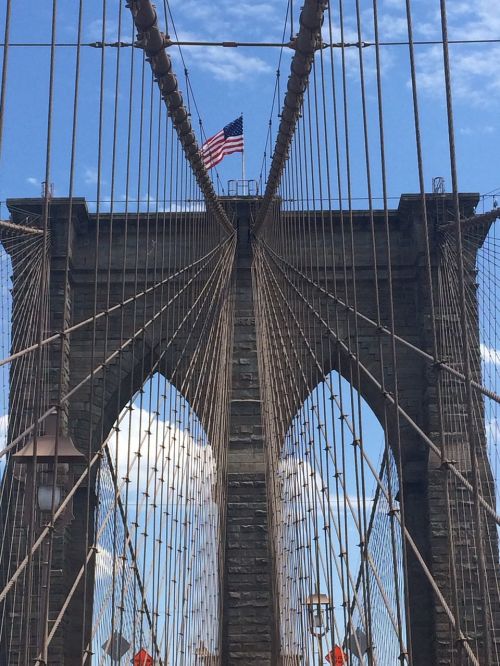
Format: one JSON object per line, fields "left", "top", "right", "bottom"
{"left": 0, "top": 0, "right": 11, "bottom": 161}
{"left": 126, "top": 0, "right": 232, "bottom": 235}
{"left": 254, "top": 0, "right": 328, "bottom": 235}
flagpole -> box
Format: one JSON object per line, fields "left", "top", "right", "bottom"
{"left": 241, "top": 112, "right": 246, "bottom": 195}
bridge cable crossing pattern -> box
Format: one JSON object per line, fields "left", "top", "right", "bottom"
{"left": 0, "top": 0, "right": 498, "bottom": 665}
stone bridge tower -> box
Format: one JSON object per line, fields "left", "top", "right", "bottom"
{"left": 0, "top": 192, "right": 498, "bottom": 665}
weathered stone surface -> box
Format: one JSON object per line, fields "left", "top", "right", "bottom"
{"left": 222, "top": 197, "right": 275, "bottom": 664}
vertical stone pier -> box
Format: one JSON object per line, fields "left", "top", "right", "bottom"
{"left": 222, "top": 198, "right": 274, "bottom": 664}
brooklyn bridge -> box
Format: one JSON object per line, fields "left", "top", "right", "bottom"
{"left": 0, "top": 0, "right": 499, "bottom": 664}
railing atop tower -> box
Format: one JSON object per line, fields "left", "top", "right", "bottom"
{"left": 227, "top": 179, "right": 259, "bottom": 197}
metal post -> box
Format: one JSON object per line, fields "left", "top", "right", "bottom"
{"left": 317, "top": 636, "right": 324, "bottom": 666}
{"left": 39, "top": 528, "right": 51, "bottom": 665}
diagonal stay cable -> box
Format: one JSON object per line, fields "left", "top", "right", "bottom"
{"left": 256, "top": 249, "right": 405, "bottom": 650}
{"left": 0, "top": 236, "right": 235, "bottom": 607}
{"left": 261, "top": 236, "right": 500, "bottom": 407}
{"left": 0, "top": 228, "right": 229, "bottom": 371}
{"left": 259, "top": 240, "right": 500, "bottom": 527}
{"left": 0, "top": 239, "right": 232, "bottom": 461}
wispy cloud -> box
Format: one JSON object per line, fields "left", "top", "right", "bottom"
{"left": 415, "top": 44, "right": 500, "bottom": 104}
{"left": 26, "top": 177, "right": 40, "bottom": 188}
{"left": 0, "top": 415, "right": 8, "bottom": 476}
{"left": 169, "top": 0, "right": 283, "bottom": 40}
{"left": 171, "top": 32, "right": 273, "bottom": 83}
{"left": 164, "top": 0, "right": 280, "bottom": 83}
{"left": 481, "top": 343, "right": 500, "bottom": 366}
{"left": 460, "top": 125, "right": 495, "bottom": 136}
{"left": 86, "top": 18, "right": 133, "bottom": 43}
{"left": 83, "top": 167, "right": 99, "bottom": 185}
{"left": 409, "top": 0, "right": 500, "bottom": 103}
{"left": 278, "top": 456, "right": 376, "bottom": 519}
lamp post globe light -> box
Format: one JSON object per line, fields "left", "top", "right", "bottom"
{"left": 13, "top": 413, "right": 85, "bottom": 523}
{"left": 305, "top": 592, "right": 331, "bottom": 665}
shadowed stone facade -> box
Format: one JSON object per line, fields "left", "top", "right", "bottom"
{"left": 223, "top": 199, "right": 275, "bottom": 664}
{"left": 0, "top": 193, "right": 498, "bottom": 665}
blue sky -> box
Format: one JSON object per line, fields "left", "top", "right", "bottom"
{"left": 0, "top": 0, "right": 499, "bottom": 210}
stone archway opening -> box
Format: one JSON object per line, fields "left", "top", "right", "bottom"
{"left": 274, "top": 370, "right": 406, "bottom": 664}
{"left": 91, "top": 372, "right": 221, "bottom": 664}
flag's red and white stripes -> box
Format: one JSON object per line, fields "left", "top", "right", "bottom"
{"left": 201, "top": 132, "right": 243, "bottom": 169}
{"left": 201, "top": 116, "right": 244, "bottom": 170}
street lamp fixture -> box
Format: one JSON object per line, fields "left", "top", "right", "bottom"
{"left": 12, "top": 413, "right": 85, "bottom": 659}
{"left": 305, "top": 592, "right": 331, "bottom": 638}
{"left": 13, "top": 413, "right": 84, "bottom": 524}
{"left": 305, "top": 591, "right": 331, "bottom": 666}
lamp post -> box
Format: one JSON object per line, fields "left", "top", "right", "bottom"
{"left": 13, "top": 413, "right": 85, "bottom": 661}
{"left": 13, "top": 413, "right": 85, "bottom": 521}
{"left": 305, "top": 592, "right": 331, "bottom": 665}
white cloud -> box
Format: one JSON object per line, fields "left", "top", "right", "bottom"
{"left": 383, "top": 0, "right": 405, "bottom": 9}
{"left": 0, "top": 414, "right": 8, "bottom": 439}
{"left": 83, "top": 167, "right": 99, "bottom": 185}
{"left": 86, "top": 18, "right": 132, "bottom": 44}
{"left": 486, "top": 417, "right": 500, "bottom": 441}
{"left": 91, "top": 404, "right": 221, "bottom": 658}
{"left": 168, "top": 0, "right": 282, "bottom": 40}
{"left": 94, "top": 545, "right": 120, "bottom": 582}
{"left": 376, "top": 14, "right": 408, "bottom": 39}
{"left": 199, "top": 50, "right": 273, "bottom": 83}
{"left": 325, "top": 0, "right": 500, "bottom": 103}
{"left": 163, "top": 0, "right": 279, "bottom": 83}
{"left": 26, "top": 177, "right": 40, "bottom": 188}
{"left": 410, "top": 0, "right": 500, "bottom": 103}
{"left": 460, "top": 125, "right": 495, "bottom": 136}
{"left": 172, "top": 38, "right": 273, "bottom": 83}
{"left": 226, "top": 3, "right": 280, "bottom": 23}
{"left": 278, "top": 455, "right": 375, "bottom": 522}
{"left": 447, "top": 0, "right": 500, "bottom": 41}
{"left": 0, "top": 415, "right": 7, "bottom": 470}
{"left": 107, "top": 407, "right": 216, "bottom": 509}
{"left": 481, "top": 343, "right": 500, "bottom": 366}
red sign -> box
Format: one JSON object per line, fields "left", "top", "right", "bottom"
{"left": 133, "top": 649, "right": 154, "bottom": 666}
{"left": 326, "top": 645, "right": 347, "bottom": 665}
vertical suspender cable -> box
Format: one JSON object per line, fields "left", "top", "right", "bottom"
{"left": 438, "top": 1, "right": 493, "bottom": 661}
{"left": 0, "top": 0, "right": 11, "bottom": 161}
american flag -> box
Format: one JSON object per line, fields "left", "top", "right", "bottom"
{"left": 201, "top": 116, "right": 244, "bottom": 170}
